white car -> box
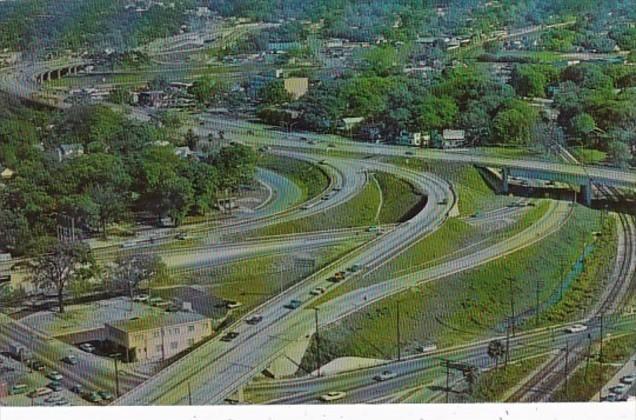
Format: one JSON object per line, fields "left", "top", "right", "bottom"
{"left": 46, "top": 371, "right": 63, "bottom": 381}
{"left": 620, "top": 375, "right": 636, "bottom": 385}
{"left": 564, "top": 324, "right": 587, "bottom": 333}
{"left": 132, "top": 294, "right": 149, "bottom": 302}
{"left": 79, "top": 343, "right": 96, "bottom": 353}
{"left": 611, "top": 384, "right": 628, "bottom": 395}
{"left": 319, "top": 391, "right": 347, "bottom": 402}
{"left": 226, "top": 301, "right": 243, "bottom": 309}
{"left": 373, "top": 370, "right": 397, "bottom": 381}
{"left": 310, "top": 287, "right": 326, "bottom": 296}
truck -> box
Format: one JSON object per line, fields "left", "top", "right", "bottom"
{"left": 8, "top": 343, "right": 31, "bottom": 361}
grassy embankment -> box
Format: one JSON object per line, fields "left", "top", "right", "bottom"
{"left": 299, "top": 205, "right": 611, "bottom": 372}
{"left": 254, "top": 171, "right": 422, "bottom": 236}
{"left": 258, "top": 154, "right": 330, "bottom": 205}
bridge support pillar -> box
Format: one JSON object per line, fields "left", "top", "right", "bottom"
{"left": 580, "top": 180, "right": 593, "bottom": 206}
{"left": 502, "top": 167, "right": 510, "bottom": 194}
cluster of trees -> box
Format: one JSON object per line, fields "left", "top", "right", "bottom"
{"left": 0, "top": 104, "right": 257, "bottom": 256}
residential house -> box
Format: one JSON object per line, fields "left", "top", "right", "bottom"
{"left": 338, "top": 117, "right": 365, "bottom": 133}
{"left": 0, "top": 165, "right": 14, "bottom": 180}
{"left": 283, "top": 77, "right": 309, "bottom": 100}
{"left": 441, "top": 129, "right": 466, "bottom": 148}
{"left": 397, "top": 130, "right": 429, "bottom": 147}
{"left": 138, "top": 91, "right": 166, "bottom": 108}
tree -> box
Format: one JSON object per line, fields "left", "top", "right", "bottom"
{"left": 606, "top": 140, "right": 632, "bottom": 168}
{"left": 417, "top": 95, "right": 458, "bottom": 132}
{"left": 258, "top": 80, "right": 292, "bottom": 106}
{"left": 487, "top": 339, "right": 505, "bottom": 370}
{"left": 492, "top": 100, "right": 539, "bottom": 145}
{"left": 90, "top": 186, "right": 127, "bottom": 239}
{"left": 189, "top": 75, "right": 227, "bottom": 105}
{"left": 569, "top": 112, "right": 597, "bottom": 144}
{"left": 111, "top": 253, "right": 165, "bottom": 299}
{"left": 108, "top": 87, "right": 132, "bottom": 105}
{"left": 28, "top": 241, "right": 94, "bottom": 313}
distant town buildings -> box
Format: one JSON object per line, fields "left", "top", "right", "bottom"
{"left": 283, "top": 77, "right": 309, "bottom": 100}
{"left": 441, "top": 129, "right": 466, "bottom": 148}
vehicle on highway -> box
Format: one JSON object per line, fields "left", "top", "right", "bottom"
{"left": 62, "top": 354, "right": 78, "bottom": 365}
{"left": 405, "top": 151, "right": 414, "bottom": 155}
{"left": 132, "top": 294, "right": 149, "bottom": 302}
{"left": 150, "top": 297, "right": 170, "bottom": 308}
{"left": 175, "top": 233, "right": 190, "bottom": 240}
{"left": 9, "top": 384, "right": 29, "bottom": 395}
{"left": 373, "top": 370, "right": 397, "bottom": 381}
{"left": 98, "top": 390, "right": 114, "bottom": 401}
{"left": 47, "top": 381, "right": 63, "bottom": 392}
{"left": 321, "top": 195, "right": 330, "bottom": 201}
{"left": 220, "top": 332, "right": 240, "bottom": 342}
{"left": 165, "top": 303, "right": 181, "bottom": 312}
{"left": 284, "top": 299, "right": 302, "bottom": 309}
{"left": 620, "top": 374, "right": 636, "bottom": 385}
{"left": 245, "top": 315, "right": 263, "bottom": 325}
{"left": 29, "top": 387, "right": 53, "bottom": 398}
{"left": 226, "top": 300, "right": 243, "bottom": 309}
{"left": 416, "top": 343, "right": 438, "bottom": 353}
{"left": 27, "top": 359, "right": 46, "bottom": 371}
{"left": 71, "top": 384, "right": 84, "bottom": 394}
{"left": 333, "top": 186, "right": 342, "bottom": 192}
{"left": 367, "top": 225, "right": 379, "bottom": 233}
{"left": 47, "top": 371, "right": 64, "bottom": 381}
{"left": 327, "top": 143, "right": 336, "bottom": 148}
{"left": 348, "top": 264, "right": 363, "bottom": 273}
{"left": 564, "top": 324, "right": 587, "bottom": 333}
{"left": 301, "top": 203, "right": 316, "bottom": 210}
{"left": 310, "top": 287, "right": 326, "bottom": 296}
{"left": 611, "top": 384, "right": 628, "bottom": 395}
{"left": 79, "top": 343, "right": 96, "bottom": 353}
{"left": 319, "top": 391, "right": 347, "bottom": 402}
{"left": 85, "top": 391, "right": 102, "bottom": 403}
{"left": 334, "top": 271, "right": 347, "bottom": 281}
{"left": 319, "top": 159, "right": 327, "bottom": 165}
{"left": 438, "top": 198, "right": 448, "bottom": 205}
{"left": 121, "top": 240, "right": 137, "bottom": 249}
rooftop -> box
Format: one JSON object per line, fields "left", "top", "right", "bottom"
{"left": 106, "top": 311, "right": 208, "bottom": 333}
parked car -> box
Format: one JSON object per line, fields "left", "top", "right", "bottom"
{"left": 620, "top": 375, "right": 636, "bottom": 385}
{"left": 319, "top": 391, "right": 347, "bottom": 402}
{"left": 71, "top": 384, "right": 84, "bottom": 394}
{"left": 79, "top": 343, "right": 96, "bottom": 353}
{"left": 284, "top": 299, "right": 302, "bottom": 310}
{"left": 62, "top": 354, "right": 78, "bottom": 365}
{"left": 28, "top": 359, "right": 46, "bottom": 371}
{"left": 44, "top": 393, "right": 66, "bottom": 404}
{"left": 85, "top": 391, "right": 102, "bottom": 403}
{"left": 47, "top": 381, "right": 63, "bottom": 392}
{"left": 245, "top": 315, "right": 263, "bottom": 325}
{"left": 98, "top": 390, "right": 114, "bottom": 401}
{"left": 220, "top": 332, "right": 240, "bottom": 342}
{"left": 611, "top": 384, "right": 628, "bottom": 395}
{"left": 46, "top": 371, "right": 64, "bottom": 381}
{"left": 373, "top": 370, "right": 397, "bottom": 382}
{"left": 9, "top": 384, "right": 29, "bottom": 395}
{"left": 29, "top": 387, "right": 53, "bottom": 398}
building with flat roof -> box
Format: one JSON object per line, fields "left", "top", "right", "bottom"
{"left": 105, "top": 312, "right": 212, "bottom": 362}
{"left": 283, "top": 77, "right": 309, "bottom": 100}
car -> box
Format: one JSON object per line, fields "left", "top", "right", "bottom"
{"left": 300, "top": 136, "right": 309, "bottom": 141}
{"left": 47, "top": 381, "right": 63, "bottom": 392}
{"left": 120, "top": 240, "right": 137, "bottom": 249}
{"left": 416, "top": 343, "right": 438, "bottom": 353}
{"left": 374, "top": 370, "right": 397, "bottom": 381}
{"left": 602, "top": 394, "right": 617, "bottom": 402}
{"left": 318, "top": 159, "right": 327, "bottom": 165}
{"left": 45, "top": 393, "right": 65, "bottom": 403}
{"left": 29, "top": 387, "right": 53, "bottom": 398}
{"left": 28, "top": 359, "right": 46, "bottom": 371}
{"left": 333, "top": 186, "right": 342, "bottom": 192}
{"left": 348, "top": 264, "right": 363, "bottom": 273}
{"left": 98, "top": 390, "right": 114, "bottom": 401}
{"left": 564, "top": 324, "right": 587, "bottom": 333}
{"left": 437, "top": 199, "right": 448, "bottom": 205}
{"left": 611, "top": 384, "right": 628, "bottom": 395}
{"left": 405, "top": 151, "right": 414, "bottom": 156}
{"left": 226, "top": 300, "right": 243, "bottom": 309}
{"left": 310, "top": 287, "right": 326, "bottom": 296}
{"left": 284, "top": 299, "right": 302, "bottom": 310}
{"left": 220, "top": 332, "right": 240, "bottom": 342}
{"left": 9, "top": 384, "right": 29, "bottom": 395}
{"left": 132, "top": 294, "right": 149, "bottom": 303}
{"left": 328, "top": 275, "right": 342, "bottom": 283}
{"left": 620, "top": 375, "right": 636, "bottom": 385}
{"left": 47, "top": 371, "right": 64, "bottom": 381}
{"left": 319, "top": 391, "right": 347, "bottom": 402}
{"left": 62, "top": 354, "right": 78, "bottom": 365}
{"left": 175, "top": 233, "right": 189, "bottom": 240}
{"left": 245, "top": 315, "right": 263, "bottom": 325}
{"left": 327, "top": 143, "right": 336, "bottom": 148}
{"left": 165, "top": 304, "right": 181, "bottom": 312}
{"left": 71, "top": 384, "right": 84, "bottom": 394}
{"left": 366, "top": 225, "right": 379, "bottom": 233}
{"left": 334, "top": 271, "right": 347, "bottom": 281}
{"left": 85, "top": 391, "right": 102, "bottom": 403}
{"left": 79, "top": 343, "right": 96, "bottom": 353}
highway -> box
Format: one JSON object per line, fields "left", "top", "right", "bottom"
{"left": 113, "top": 157, "right": 456, "bottom": 405}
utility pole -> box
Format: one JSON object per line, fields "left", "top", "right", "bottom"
{"left": 396, "top": 300, "right": 401, "bottom": 361}
{"left": 564, "top": 341, "right": 570, "bottom": 400}
{"left": 188, "top": 381, "right": 192, "bottom": 405}
{"left": 314, "top": 307, "right": 321, "bottom": 377}
{"left": 504, "top": 317, "right": 511, "bottom": 367}
{"left": 508, "top": 277, "right": 516, "bottom": 336}
{"left": 598, "top": 313, "right": 604, "bottom": 401}
{"left": 560, "top": 258, "right": 565, "bottom": 301}
{"left": 535, "top": 280, "right": 544, "bottom": 327}
{"left": 114, "top": 356, "right": 120, "bottom": 398}
{"left": 445, "top": 360, "right": 450, "bottom": 403}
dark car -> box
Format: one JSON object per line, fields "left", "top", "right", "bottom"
{"left": 47, "top": 381, "right": 63, "bottom": 392}
{"left": 245, "top": 315, "right": 263, "bottom": 325}
{"left": 98, "top": 390, "right": 114, "bottom": 401}
{"left": 220, "top": 332, "right": 240, "bottom": 342}
{"left": 284, "top": 299, "right": 302, "bottom": 310}
{"left": 62, "top": 355, "right": 78, "bottom": 365}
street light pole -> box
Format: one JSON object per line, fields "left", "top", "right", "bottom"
{"left": 314, "top": 307, "right": 321, "bottom": 377}
{"left": 396, "top": 300, "right": 401, "bottom": 361}
{"left": 114, "top": 356, "right": 120, "bottom": 398}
